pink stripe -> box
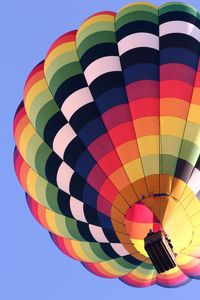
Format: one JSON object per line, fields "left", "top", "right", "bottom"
{"left": 89, "top": 224, "right": 108, "bottom": 242}
{"left": 61, "top": 87, "right": 93, "bottom": 120}
{"left": 53, "top": 124, "right": 76, "bottom": 158}
{"left": 84, "top": 56, "right": 121, "bottom": 85}
{"left": 56, "top": 162, "right": 73, "bottom": 194}
{"left": 118, "top": 33, "right": 159, "bottom": 55}
{"left": 70, "top": 197, "right": 87, "bottom": 222}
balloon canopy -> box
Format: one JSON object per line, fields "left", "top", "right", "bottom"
{"left": 14, "top": 1, "right": 200, "bottom": 288}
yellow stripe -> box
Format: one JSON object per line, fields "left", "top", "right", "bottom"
{"left": 19, "top": 124, "right": 35, "bottom": 161}
{"left": 184, "top": 122, "right": 200, "bottom": 147}
{"left": 131, "top": 265, "right": 156, "bottom": 280}
{"left": 124, "top": 159, "right": 144, "bottom": 182}
{"left": 78, "top": 15, "right": 114, "bottom": 36}
{"left": 137, "top": 136, "right": 159, "bottom": 156}
{"left": 161, "top": 116, "right": 185, "bottom": 137}
{"left": 25, "top": 79, "right": 47, "bottom": 113}
{"left": 26, "top": 169, "right": 38, "bottom": 201}
{"left": 45, "top": 209, "right": 62, "bottom": 236}
{"left": 45, "top": 42, "right": 76, "bottom": 69}
{"left": 188, "top": 104, "right": 200, "bottom": 125}
{"left": 98, "top": 260, "right": 130, "bottom": 276}
{"left": 70, "top": 240, "right": 91, "bottom": 261}
{"left": 118, "top": 2, "right": 157, "bottom": 13}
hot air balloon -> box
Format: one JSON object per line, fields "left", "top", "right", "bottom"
{"left": 13, "top": 1, "right": 200, "bottom": 288}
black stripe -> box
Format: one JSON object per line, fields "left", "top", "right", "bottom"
{"left": 101, "top": 228, "right": 120, "bottom": 243}
{"left": 116, "top": 21, "right": 158, "bottom": 41}
{"left": 160, "top": 34, "right": 200, "bottom": 54}
{"left": 160, "top": 11, "right": 200, "bottom": 27}
{"left": 89, "top": 72, "right": 124, "bottom": 99}
{"left": 80, "top": 43, "right": 119, "bottom": 70}
{"left": 83, "top": 205, "right": 100, "bottom": 226}
{"left": 120, "top": 48, "right": 159, "bottom": 69}
{"left": 123, "top": 255, "right": 141, "bottom": 265}
{"left": 70, "top": 173, "right": 85, "bottom": 199}
{"left": 54, "top": 74, "right": 86, "bottom": 107}
{"left": 44, "top": 112, "right": 67, "bottom": 146}
{"left": 69, "top": 103, "right": 99, "bottom": 132}
{"left": 100, "top": 243, "right": 119, "bottom": 258}
{"left": 57, "top": 190, "right": 73, "bottom": 218}
{"left": 175, "top": 158, "right": 194, "bottom": 182}
{"left": 195, "top": 156, "right": 200, "bottom": 171}
{"left": 45, "top": 152, "right": 62, "bottom": 185}
{"left": 77, "top": 222, "right": 96, "bottom": 242}
{"left": 64, "top": 137, "right": 86, "bottom": 168}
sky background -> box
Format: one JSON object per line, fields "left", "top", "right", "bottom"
{"left": 1, "top": 0, "right": 200, "bottom": 299}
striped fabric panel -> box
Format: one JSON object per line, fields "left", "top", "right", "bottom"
{"left": 13, "top": 1, "right": 200, "bottom": 287}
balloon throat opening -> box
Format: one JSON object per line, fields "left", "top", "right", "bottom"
{"left": 124, "top": 201, "right": 177, "bottom": 272}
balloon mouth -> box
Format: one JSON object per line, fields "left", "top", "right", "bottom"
{"left": 124, "top": 200, "right": 163, "bottom": 257}
{"left": 120, "top": 193, "right": 195, "bottom": 260}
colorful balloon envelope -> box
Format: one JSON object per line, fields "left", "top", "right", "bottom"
{"left": 14, "top": 1, "right": 200, "bottom": 288}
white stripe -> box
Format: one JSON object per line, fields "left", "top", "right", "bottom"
{"left": 53, "top": 124, "right": 76, "bottom": 159}
{"left": 118, "top": 32, "right": 159, "bottom": 56}
{"left": 84, "top": 56, "right": 121, "bottom": 85}
{"left": 89, "top": 224, "right": 109, "bottom": 242}
{"left": 160, "top": 21, "right": 200, "bottom": 42}
{"left": 111, "top": 243, "right": 129, "bottom": 256}
{"left": 70, "top": 197, "right": 87, "bottom": 223}
{"left": 56, "top": 162, "right": 73, "bottom": 194}
{"left": 188, "top": 168, "right": 200, "bottom": 193}
{"left": 61, "top": 87, "right": 93, "bottom": 120}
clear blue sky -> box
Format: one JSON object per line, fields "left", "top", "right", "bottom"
{"left": 1, "top": 0, "right": 200, "bottom": 299}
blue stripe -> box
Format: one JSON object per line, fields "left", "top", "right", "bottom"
{"left": 123, "top": 63, "right": 159, "bottom": 84}
{"left": 160, "top": 48, "right": 198, "bottom": 69}
{"left": 95, "top": 87, "right": 128, "bottom": 114}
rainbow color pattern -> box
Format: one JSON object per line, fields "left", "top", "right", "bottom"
{"left": 14, "top": 2, "right": 200, "bottom": 288}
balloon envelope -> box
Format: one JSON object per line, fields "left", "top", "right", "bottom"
{"left": 14, "top": 1, "right": 200, "bottom": 288}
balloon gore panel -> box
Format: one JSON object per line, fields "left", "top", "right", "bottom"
{"left": 14, "top": 2, "right": 200, "bottom": 288}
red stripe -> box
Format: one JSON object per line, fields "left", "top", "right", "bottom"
{"left": 46, "top": 31, "right": 77, "bottom": 57}
{"left": 160, "top": 81, "right": 193, "bottom": 102}
{"left": 160, "top": 63, "right": 195, "bottom": 84}
{"left": 130, "top": 98, "right": 159, "bottom": 119}
{"left": 102, "top": 104, "right": 132, "bottom": 130}
{"left": 126, "top": 80, "right": 159, "bottom": 101}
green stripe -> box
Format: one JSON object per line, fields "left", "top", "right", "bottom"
{"left": 65, "top": 218, "right": 85, "bottom": 241}
{"left": 142, "top": 155, "right": 159, "bottom": 175}
{"left": 117, "top": 4, "right": 158, "bottom": 21}
{"left": 35, "top": 142, "right": 52, "bottom": 178}
{"left": 45, "top": 51, "right": 78, "bottom": 83}
{"left": 29, "top": 90, "right": 55, "bottom": 131}
{"left": 108, "top": 257, "right": 136, "bottom": 272}
{"left": 89, "top": 243, "right": 111, "bottom": 260}
{"left": 46, "top": 183, "right": 62, "bottom": 213}
{"left": 160, "top": 154, "right": 178, "bottom": 175}
{"left": 116, "top": 11, "right": 158, "bottom": 31}
{"left": 49, "top": 62, "right": 82, "bottom": 96}
{"left": 77, "top": 31, "right": 116, "bottom": 58}
{"left": 179, "top": 140, "right": 199, "bottom": 166}
{"left": 55, "top": 215, "right": 76, "bottom": 239}
{"left": 35, "top": 101, "right": 59, "bottom": 137}
{"left": 77, "top": 21, "right": 115, "bottom": 47}
{"left": 26, "top": 134, "right": 42, "bottom": 171}
{"left": 159, "top": 2, "right": 198, "bottom": 18}
{"left": 161, "top": 135, "right": 182, "bottom": 158}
